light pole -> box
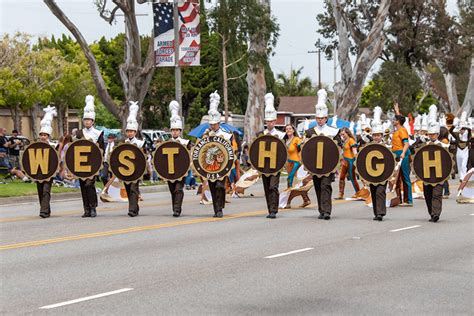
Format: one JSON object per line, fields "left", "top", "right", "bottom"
{"left": 173, "top": 0, "right": 182, "bottom": 117}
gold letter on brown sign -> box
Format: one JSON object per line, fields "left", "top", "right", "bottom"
{"left": 423, "top": 150, "right": 442, "bottom": 178}
{"left": 118, "top": 150, "right": 135, "bottom": 176}
{"left": 74, "top": 146, "right": 91, "bottom": 172}
{"left": 258, "top": 141, "right": 277, "bottom": 169}
{"left": 162, "top": 147, "right": 179, "bottom": 174}
{"left": 366, "top": 151, "right": 384, "bottom": 177}
{"left": 316, "top": 141, "right": 324, "bottom": 169}
{"left": 28, "top": 148, "right": 49, "bottom": 175}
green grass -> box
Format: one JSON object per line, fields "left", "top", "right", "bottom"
{"left": 0, "top": 181, "right": 79, "bottom": 197}
{"left": 0, "top": 179, "right": 163, "bottom": 197}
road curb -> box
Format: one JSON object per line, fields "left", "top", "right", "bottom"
{"left": 0, "top": 184, "right": 169, "bottom": 204}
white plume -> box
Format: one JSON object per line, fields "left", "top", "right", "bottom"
{"left": 428, "top": 104, "right": 438, "bottom": 123}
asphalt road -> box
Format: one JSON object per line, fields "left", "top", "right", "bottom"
{"left": 0, "top": 181, "right": 473, "bottom": 315}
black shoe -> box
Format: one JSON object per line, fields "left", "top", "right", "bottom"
{"left": 39, "top": 213, "right": 50, "bottom": 218}
{"left": 373, "top": 216, "right": 378, "bottom": 221}
{"left": 318, "top": 213, "right": 324, "bottom": 219}
{"left": 128, "top": 211, "right": 138, "bottom": 217}
{"left": 90, "top": 208, "right": 97, "bottom": 218}
{"left": 376, "top": 215, "right": 383, "bottom": 221}
{"left": 172, "top": 212, "right": 180, "bottom": 217}
{"left": 213, "top": 211, "right": 223, "bottom": 218}
{"left": 82, "top": 210, "right": 91, "bottom": 218}
{"left": 266, "top": 212, "right": 276, "bottom": 219}
{"left": 432, "top": 215, "right": 439, "bottom": 222}
{"left": 323, "top": 213, "right": 331, "bottom": 220}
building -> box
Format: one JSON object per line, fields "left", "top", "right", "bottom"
{"left": 0, "top": 107, "right": 81, "bottom": 140}
{"left": 276, "top": 96, "right": 317, "bottom": 128}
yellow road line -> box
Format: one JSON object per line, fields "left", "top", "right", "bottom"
{"left": 0, "top": 200, "right": 350, "bottom": 251}
{"left": 0, "top": 199, "right": 197, "bottom": 223}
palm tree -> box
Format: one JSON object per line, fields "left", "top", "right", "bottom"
{"left": 276, "top": 66, "right": 315, "bottom": 96}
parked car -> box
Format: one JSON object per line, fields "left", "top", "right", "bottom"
{"left": 4, "top": 135, "right": 31, "bottom": 148}
{"left": 142, "top": 130, "right": 171, "bottom": 142}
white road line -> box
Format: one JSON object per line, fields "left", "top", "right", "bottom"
{"left": 264, "top": 248, "right": 314, "bottom": 259}
{"left": 39, "top": 288, "right": 133, "bottom": 309}
{"left": 390, "top": 225, "right": 421, "bottom": 233}
{"left": 470, "top": 214, "right": 474, "bottom": 216}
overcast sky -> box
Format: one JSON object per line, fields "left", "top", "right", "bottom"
{"left": 0, "top": 0, "right": 459, "bottom": 89}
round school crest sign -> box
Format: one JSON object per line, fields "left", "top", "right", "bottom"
{"left": 191, "top": 136, "right": 235, "bottom": 181}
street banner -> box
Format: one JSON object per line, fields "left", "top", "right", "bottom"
{"left": 355, "top": 143, "right": 395, "bottom": 185}
{"left": 20, "top": 142, "right": 59, "bottom": 182}
{"left": 191, "top": 136, "right": 234, "bottom": 181}
{"left": 153, "top": 0, "right": 200, "bottom": 67}
{"left": 249, "top": 135, "right": 287, "bottom": 175}
{"left": 64, "top": 139, "right": 103, "bottom": 180}
{"left": 109, "top": 143, "right": 147, "bottom": 183}
{"left": 412, "top": 144, "right": 453, "bottom": 185}
{"left": 301, "top": 135, "right": 340, "bottom": 177}
{"left": 153, "top": 141, "right": 190, "bottom": 182}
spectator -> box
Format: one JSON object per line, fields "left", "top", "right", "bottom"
{"left": 58, "top": 134, "right": 73, "bottom": 180}
{"left": 185, "top": 170, "right": 197, "bottom": 190}
{"left": 0, "top": 128, "right": 30, "bottom": 182}
{"left": 71, "top": 128, "right": 78, "bottom": 140}
{"left": 8, "top": 129, "right": 22, "bottom": 170}
{"left": 240, "top": 144, "right": 250, "bottom": 169}
{"left": 101, "top": 133, "right": 116, "bottom": 185}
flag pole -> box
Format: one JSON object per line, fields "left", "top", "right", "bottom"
{"left": 173, "top": 0, "right": 182, "bottom": 117}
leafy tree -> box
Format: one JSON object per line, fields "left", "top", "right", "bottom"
{"left": 92, "top": 103, "right": 121, "bottom": 128}
{"left": 316, "top": 0, "right": 391, "bottom": 119}
{"left": 243, "top": 0, "right": 279, "bottom": 143}
{"left": 276, "top": 67, "right": 315, "bottom": 96}
{"left": 36, "top": 35, "right": 95, "bottom": 135}
{"left": 186, "top": 92, "right": 207, "bottom": 129}
{"left": 360, "top": 61, "right": 422, "bottom": 114}
{"left": 44, "top": 0, "right": 156, "bottom": 130}
{"left": 0, "top": 33, "right": 91, "bottom": 135}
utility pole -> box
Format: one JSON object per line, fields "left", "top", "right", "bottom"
{"left": 173, "top": 0, "right": 182, "bottom": 117}
{"left": 333, "top": 47, "right": 337, "bottom": 113}
{"left": 308, "top": 39, "right": 322, "bottom": 91}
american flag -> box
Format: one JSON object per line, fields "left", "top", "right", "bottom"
{"left": 153, "top": 1, "right": 200, "bottom": 67}
{"left": 153, "top": 3, "right": 173, "bottom": 38}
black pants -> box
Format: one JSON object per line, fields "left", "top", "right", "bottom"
{"left": 423, "top": 184, "right": 443, "bottom": 217}
{"left": 370, "top": 183, "right": 387, "bottom": 216}
{"left": 125, "top": 182, "right": 140, "bottom": 215}
{"left": 262, "top": 173, "right": 280, "bottom": 214}
{"left": 100, "top": 162, "right": 110, "bottom": 186}
{"left": 168, "top": 179, "right": 185, "bottom": 214}
{"left": 208, "top": 179, "right": 226, "bottom": 214}
{"left": 37, "top": 180, "right": 52, "bottom": 216}
{"left": 79, "top": 178, "right": 98, "bottom": 211}
{"left": 313, "top": 174, "right": 334, "bottom": 215}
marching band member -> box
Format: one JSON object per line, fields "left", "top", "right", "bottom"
{"left": 204, "top": 91, "right": 233, "bottom": 218}
{"left": 168, "top": 101, "right": 192, "bottom": 217}
{"left": 337, "top": 127, "right": 360, "bottom": 199}
{"left": 450, "top": 111, "right": 471, "bottom": 181}
{"left": 36, "top": 106, "right": 57, "bottom": 218}
{"left": 368, "top": 107, "right": 388, "bottom": 221}
{"left": 409, "top": 114, "right": 425, "bottom": 151}
{"left": 257, "top": 93, "right": 285, "bottom": 219}
{"left": 283, "top": 123, "right": 311, "bottom": 208}
{"left": 356, "top": 114, "right": 372, "bottom": 147}
{"left": 124, "top": 101, "right": 145, "bottom": 217}
{"left": 76, "top": 95, "right": 104, "bottom": 218}
{"left": 424, "top": 118, "right": 448, "bottom": 222}
{"left": 392, "top": 104, "right": 413, "bottom": 206}
{"left": 304, "top": 89, "right": 340, "bottom": 220}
